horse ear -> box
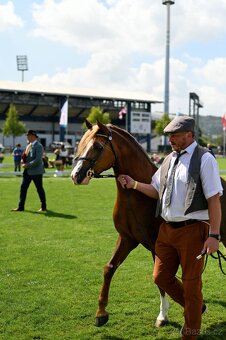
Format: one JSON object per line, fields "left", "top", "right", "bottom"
{"left": 85, "top": 119, "right": 93, "bottom": 130}
{"left": 97, "top": 120, "right": 110, "bottom": 135}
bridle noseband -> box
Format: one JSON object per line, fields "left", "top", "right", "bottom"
{"left": 74, "top": 129, "right": 117, "bottom": 179}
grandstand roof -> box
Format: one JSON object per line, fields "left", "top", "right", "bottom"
{"left": 0, "top": 80, "right": 162, "bottom": 124}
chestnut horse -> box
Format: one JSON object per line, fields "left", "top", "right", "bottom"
{"left": 71, "top": 120, "right": 226, "bottom": 328}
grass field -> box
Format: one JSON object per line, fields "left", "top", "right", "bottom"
{"left": 0, "top": 155, "right": 226, "bottom": 339}
{"left": 2, "top": 152, "right": 226, "bottom": 173}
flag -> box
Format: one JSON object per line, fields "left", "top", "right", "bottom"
{"left": 59, "top": 99, "right": 68, "bottom": 127}
{"left": 222, "top": 113, "right": 226, "bottom": 130}
{"left": 118, "top": 106, "right": 127, "bottom": 119}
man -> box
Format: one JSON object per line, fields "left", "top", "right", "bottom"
{"left": 118, "top": 116, "right": 222, "bottom": 340}
{"left": 12, "top": 130, "right": 47, "bottom": 212}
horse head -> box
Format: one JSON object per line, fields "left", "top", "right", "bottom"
{"left": 71, "top": 120, "right": 116, "bottom": 185}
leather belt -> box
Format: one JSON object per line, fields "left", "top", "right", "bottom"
{"left": 165, "top": 219, "right": 199, "bottom": 228}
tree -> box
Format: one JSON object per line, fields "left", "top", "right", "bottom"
{"left": 154, "top": 113, "right": 172, "bottom": 136}
{"left": 83, "top": 106, "right": 111, "bottom": 128}
{"left": 3, "top": 104, "right": 27, "bottom": 146}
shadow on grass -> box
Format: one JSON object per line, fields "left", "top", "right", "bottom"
{"left": 156, "top": 319, "right": 226, "bottom": 340}
{"left": 156, "top": 303, "right": 226, "bottom": 340}
{"left": 28, "top": 209, "right": 77, "bottom": 219}
{"left": 198, "top": 298, "right": 226, "bottom": 339}
{"left": 173, "top": 298, "right": 226, "bottom": 340}
{"left": 199, "top": 321, "right": 226, "bottom": 339}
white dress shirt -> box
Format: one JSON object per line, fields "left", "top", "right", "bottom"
{"left": 151, "top": 141, "right": 223, "bottom": 221}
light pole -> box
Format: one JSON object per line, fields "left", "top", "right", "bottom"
{"left": 16, "top": 55, "right": 28, "bottom": 82}
{"left": 162, "top": 0, "right": 174, "bottom": 116}
{"left": 189, "top": 92, "right": 203, "bottom": 139}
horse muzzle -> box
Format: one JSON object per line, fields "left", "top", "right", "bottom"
{"left": 71, "top": 166, "right": 94, "bottom": 185}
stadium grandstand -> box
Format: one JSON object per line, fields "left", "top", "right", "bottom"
{"left": 0, "top": 80, "right": 162, "bottom": 152}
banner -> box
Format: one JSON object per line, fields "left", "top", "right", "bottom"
{"left": 59, "top": 100, "right": 68, "bottom": 127}
{"left": 222, "top": 113, "right": 226, "bottom": 130}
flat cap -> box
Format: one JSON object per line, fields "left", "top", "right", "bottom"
{"left": 164, "top": 116, "right": 195, "bottom": 134}
{"left": 27, "top": 129, "right": 38, "bottom": 138}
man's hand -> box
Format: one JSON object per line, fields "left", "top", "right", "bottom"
{"left": 118, "top": 175, "right": 135, "bottom": 189}
{"left": 202, "top": 237, "right": 220, "bottom": 255}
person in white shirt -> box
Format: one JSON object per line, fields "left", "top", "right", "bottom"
{"left": 118, "top": 116, "right": 223, "bottom": 340}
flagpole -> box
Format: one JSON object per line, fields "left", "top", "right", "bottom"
{"left": 224, "top": 127, "right": 226, "bottom": 157}
{"left": 125, "top": 108, "right": 128, "bottom": 131}
{"left": 65, "top": 123, "right": 68, "bottom": 143}
{"left": 222, "top": 113, "right": 226, "bottom": 157}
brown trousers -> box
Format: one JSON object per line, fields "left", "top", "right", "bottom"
{"left": 153, "top": 221, "right": 209, "bottom": 340}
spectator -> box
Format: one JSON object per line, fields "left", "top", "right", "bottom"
{"left": 53, "top": 144, "right": 68, "bottom": 177}
{"left": 207, "top": 143, "right": 215, "bottom": 158}
{"left": 12, "top": 144, "right": 23, "bottom": 172}
{"left": 0, "top": 152, "right": 4, "bottom": 163}
{"left": 58, "top": 144, "right": 68, "bottom": 170}
{"left": 151, "top": 153, "right": 165, "bottom": 167}
{"left": 42, "top": 150, "right": 49, "bottom": 169}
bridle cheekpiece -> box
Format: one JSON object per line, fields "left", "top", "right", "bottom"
{"left": 74, "top": 128, "right": 117, "bottom": 179}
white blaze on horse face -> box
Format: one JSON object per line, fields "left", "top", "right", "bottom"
{"left": 71, "top": 139, "right": 94, "bottom": 184}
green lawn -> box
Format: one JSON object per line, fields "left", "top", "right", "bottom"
{"left": 0, "top": 174, "right": 226, "bottom": 339}
{"left": 216, "top": 156, "right": 226, "bottom": 171}
{"left": 0, "top": 153, "right": 57, "bottom": 174}
{"left": 2, "top": 152, "right": 226, "bottom": 173}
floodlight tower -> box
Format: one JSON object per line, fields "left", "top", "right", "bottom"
{"left": 162, "top": 0, "right": 174, "bottom": 116}
{"left": 16, "top": 55, "right": 28, "bottom": 82}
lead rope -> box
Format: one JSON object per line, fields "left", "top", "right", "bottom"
{"left": 198, "top": 249, "right": 226, "bottom": 279}
{"left": 202, "top": 221, "right": 226, "bottom": 276}
{"left": 94, "top": 173, "right": 115, "bottom": 178}
{"left": 210, "top": 250, "right": 226, "bottom": 275}
{"left": 179, "top": 249, "right": 226, "bottom": 280}
{"left": 176, "top": 221, "right": 226, "bottom": 280}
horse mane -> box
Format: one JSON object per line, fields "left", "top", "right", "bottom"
{"left": 77, "top": 122, "right": 156, "bottom": 169}
{"left": 108, "top": 124, "right": 155, "bottom": 165}
{"left": 76, "top": 125, "right": 99, "bottom": 157}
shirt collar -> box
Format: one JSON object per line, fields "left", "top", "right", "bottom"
{"left": 184, "top": 140, "right": 197, "bottom": 154}
{"left": 172, "top": 141, "right": 197, "bottom": 157}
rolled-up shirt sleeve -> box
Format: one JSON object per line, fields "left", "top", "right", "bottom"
{"left": 151, "top": 167, "right": 161, "bottom": 193}
{"left": 200, "top": 153, "right": 223, "bottom": 199}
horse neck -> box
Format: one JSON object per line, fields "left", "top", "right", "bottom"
{"left": 111, "top": 127, "right": 157, "bottom": 181}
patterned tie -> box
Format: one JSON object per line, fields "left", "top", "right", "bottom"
{"left": 164, "top": 151, "right": 186, "bottom": 207}
{"left": 25, "top": 143, "right": 32, "bottom": 156}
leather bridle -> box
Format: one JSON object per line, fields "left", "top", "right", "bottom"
{"left": 73, "top": 129, "right": 117, "bottom": 179}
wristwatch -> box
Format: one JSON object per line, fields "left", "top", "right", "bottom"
{"left": 209, "top": 233, "right": 221, "bottom": 241}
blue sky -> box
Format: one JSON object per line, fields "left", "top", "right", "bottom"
{"left": 1, "top": 0, "right": 226, "bottom": 118}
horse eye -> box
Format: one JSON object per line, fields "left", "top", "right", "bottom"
{"left": 94, "top": 143, "right": 103, "bottom": 151}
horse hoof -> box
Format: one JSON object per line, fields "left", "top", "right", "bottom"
{"left": 95, "top": 314, "right": 109, "bottom": 327}
{"left": 155, "top": 319, "right": 168, "bottom": 328}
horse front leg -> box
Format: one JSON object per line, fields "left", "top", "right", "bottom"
{"left": 95, "top": 235, "right": 137, "bottom": 327}
{"left": 155, "top": 288, "right": 169, "bottom": 327}
{"left": 150, "top": 251, "right": 169, "bottom": 327}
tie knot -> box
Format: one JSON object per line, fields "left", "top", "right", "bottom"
{"left": 177, "top": 150, "right": 186, "bottom": 158}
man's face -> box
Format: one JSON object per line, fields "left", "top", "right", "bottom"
{"left": 26, "top": 134, "right": 36, "bottom": 143}
{"left": 168, "top": 131, "right": 193, "bottom": 151}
